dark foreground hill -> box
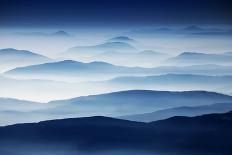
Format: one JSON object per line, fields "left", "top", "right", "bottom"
{"left": 0, "top": 112, "right": 232, "bottom": 155}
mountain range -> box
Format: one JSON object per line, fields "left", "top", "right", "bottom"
{"left": 4, "top": 60, "right": 141, "bottom": 81}
{"left": 1, "top": 73, "right": 232, "bottom": 102}
{"left": 1, "top": 90, "right": 232, "bottom": 125}
{"left": 0, "top": 98, "right": 46, "bottom": 112}
{"left": 4, "top": 60, "right": 232, "bottom": 81}
{"left": 90, "top": 50, "right": 169, "bottom": 67}
{"left": 108, "top": 36, "right": 136, "bottom": 43}
{"left": 13, "top": 31, "right": 72, "bottom": 38}
{"left": 63, "top": 41, "right": 137, "bottom": 60}
{"left": 119, "top": 102, "right": 232, "bottom": 122}
{"left": 127, "top": 25, "right": 232, "bottom": 37}
{"left": 109, "top": 74, "right": 232, "bottom": 85}
{"left": 168, "top": 52, "right": 232, "bottom": 65}
{"left": 106, "top": 74, "right": 232, "bottom": 94}
{"left": 42, "top": 90, "right": 232, "bottom": 117}
{"left": 0, "top": 112, "right": 231, "bottom": 155}
{"left": 0, "top": 48, "right": 51, "bottom": 72}
{"left": 0, "top": 75, "right": 89, "bottom": 102}
{"left": 1, "top": 25, "right": 232, "bottom": 155}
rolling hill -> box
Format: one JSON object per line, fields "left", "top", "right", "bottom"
{"left": 1, "top": 90, "right": 232, "bottom": 125}
{"left": 0, "top": 112, "right": 231, "bottom": 155}
{"left": 4, "top": 60, "right": 144, "bottom": 81}
{"left": 119, "top": 102, "right": 232, "bottom": 122}
{"left": 108, "top": 36, "right": 135, "bottom": 43}
{"left": 168, "top": 52, "right": 232, "bottom": 65}
{"left": 0, "top": 48, "right": 51, "bottom": 72}
{"left": 43, "top": 90, "right": 232, "bottom": 117}
{"left": 4, "top": 60, "right": 232, "bottom": 81}
{"left": 0, "top": 98, "right": 45, "bottom": 112}
{"left": 64, "top": 41, "right": 137, "bottom": 59}
{"left": 106, "top": 74, "right": 232, "bottom": 93}
{"left": 90, "top": 50, "right": 169, "bottom": 67}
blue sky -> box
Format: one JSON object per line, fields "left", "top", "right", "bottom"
{"left": 0, "top": 0, "right": 232, "bottom": 28}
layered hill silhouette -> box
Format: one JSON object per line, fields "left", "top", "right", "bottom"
{"left": 0, "top": 98, "right": 43, "bottom": 112}
{"left": 90, "top": 50, "right": 169, "bottom": 67}
{"left": 106, "top": 74, "right": 232, "bottom": 93}
{"left": 168, "top": 52, "right": 232, "bottom": 65}
{"left": 14, "top": 30, "right": 72, "bottom": 38}
{"left": 64, "top": 42, "right": 137, "bottom": 60}
{"left": 0, "top": 112, "right": 231, "bottom": 155}
{"left": 4, "top": 60, "right": 144, "bottom": 81}
{"left": 108, "top": 36, "right": 136, "bottom": 43}
{"left": 1, "top": 90, "right": 232, "bottom": 125}
{"left": 119, "top": 102, "right": 232, "bottom": 122}
{"left": 109, "top": 74, "right": 232, "bottom": 85}
{"left": 0, "top": 75, "right": 87, "bottom": 102}
{"left": 5, "top": 60, "right": 121, "bottom": 74}
{"left": 0, "top": 48, "right": 51, "bottom": 72}
{"left": 127, "top": 25, "right": 231, "bottom": 37}
{"left": 42, "top": 90, "right": 232, "bottom": 117}
{"left": 1, "top": 72, "right": 232, "bottom": 101}
{"left": 4, "top": 60, "right": 232, "bottom": 81}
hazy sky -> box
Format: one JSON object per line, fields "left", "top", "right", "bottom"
{"left": 0, "top": 0, "right": 232, "bottom": 28}
{"left": 0, "top": 0, "right": 232, "bottom": 56}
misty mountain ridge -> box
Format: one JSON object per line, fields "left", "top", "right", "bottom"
{"left": 51, "top": 30, "right": 72, "bottom": 37}
{"left": 168, "top": 51, "right": 232, "bottom": 65}
{"left": 4, "top": 60, "right": 126, "bottom": 74}
{"left": 0, "top": 111, "right": 232, "bottom": 155}
{"left": 0, "top": 48, "right": 50, "bottom": 60}
{"left": 119, "top": 102, "right": 232, "bottom": 122}
{"left": 104, "top": 73, "right": 232, "bottom": 95}
{"left": 67, "top": 41, "right": 136, "bottom": 53}
{"left": 1, "top": 0, "right": 232, "bottom": 153}
{"left": 13, "top": 30, "right": 72, "bottom": 38}
{"left": 42, "top": 90, "right": 232, "bottom": 117}
{"left": 138, "top": 50, "right": 168, "bottom": 56}
{"left": 0, "top": 97, "right": 46, "bottom": 112}
{"left": 127, "top": 25, "right": 231, "bottom": 37}
{"left": 1, "top": 72, "right": 232, "bottom": 102}
{"left": 4, "top": 60, "right": 232, "bottom": 81}
{"left": 0, "top": 75, "right": 91, "bottom": 102}
{"left": 63, "top": 41, "right": 138, "bottom": 61}
{"left": 1, "top": 90, "right": 232, "bottom": 125}
{"left": 0, "top": 48, "right": 52, "bottom": 72}
{"left": 108, "top": 36, "right": 136, "bottom": 43}
{"left": 3, "top": 60, "right": 153, "bottom": 81}
{"left": 108, "top": 74, "right": 232, "bottom": 85}
{"left": 90, "top": 49, "right": 170, "bottom": 67}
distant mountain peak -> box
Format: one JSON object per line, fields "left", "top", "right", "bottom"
{"left": 178, "top": 52, "right": 206, "bottom": 56}
{"left": 96, "top": 41, "right": 136, "bottom": 50}
{"left": 109, "top": 36, "right": 135, "bottom": 42}
{"left": 139, "top": 50, "right": 167, "bottom": 55}
{"left": 182, "top": 25, "right": 204, "bottom": 31}
{"left": 51, "top": 30, "right": 72, "bottom": 37}
{"left": 103, "top": 41, "right": 131, "bottom": 45}
{"left": 0, "top": 48, "right": 17, "bottom": 51}
{"left": 0, "top": 48, "right": 31, "bottom": 54}
{"left": 65, "top": 41, "right": 137, "bottom": 56}
{"left": 180, "top": 51, "right": 199, "bottom": 55}
{"left": 59, "top": 60, "right": 79, "bottom": 64}
{"left": 0, "top": 48, "right": 50, "bottom": 58}
{"left": 89, "top": 61, "right": 113, "bottom": 66}
{"left": 57, "top": 60, "right": 113, "bottom": 66}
